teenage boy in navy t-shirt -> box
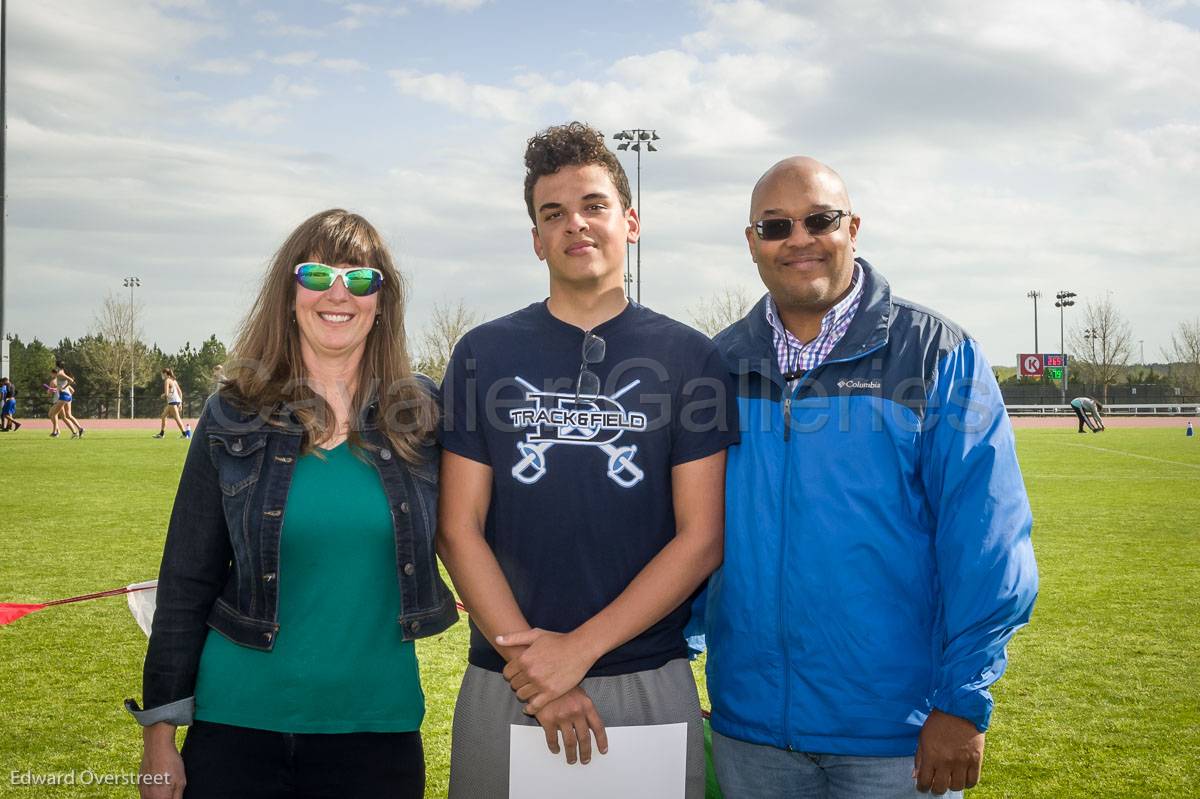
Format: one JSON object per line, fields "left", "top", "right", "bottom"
{"left": 438, "top": 122, "right": 738, "bottom": 798}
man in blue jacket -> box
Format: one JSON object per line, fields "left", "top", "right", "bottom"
{"left": 705, "top": 156, "right": 1038, "bottom": 798}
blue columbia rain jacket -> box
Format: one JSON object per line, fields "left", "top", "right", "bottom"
{"left": 704, "top": 259, "right": 1038, "bottom": 757}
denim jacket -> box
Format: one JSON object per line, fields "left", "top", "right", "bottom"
{"left": 125, "top": 385, "right": 459, "bottom": 726}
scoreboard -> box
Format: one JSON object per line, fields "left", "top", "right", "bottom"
{"left": 1017, "top": 353, "right": 1068, "bottom": 379}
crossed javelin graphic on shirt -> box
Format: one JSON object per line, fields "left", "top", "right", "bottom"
{"left": 510, "top": 376, "right": 645, "bottom": 488}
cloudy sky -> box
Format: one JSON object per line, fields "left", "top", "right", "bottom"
{"left": 4, "top": 0, "right": 1199, "bottom": 368}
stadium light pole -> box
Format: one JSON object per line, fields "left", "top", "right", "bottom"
{"left": 1, "top": 0, "right": 8, "bottom": 378}
{"left": 123, "top": 276, "right": 140, "bottom": 418}
{"left": 1026, "top": 290, "right": 1042, "bottom": 353}
{"left": 1083, "top": 327, "right": 1098, "bottom": 363}
{"left": 1055, "top": 290, "right": 1076, "bottom": 403}
{"left": 612, "top": 129, "right": 660, "bottom": 304}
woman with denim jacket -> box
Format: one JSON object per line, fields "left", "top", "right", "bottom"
{"left": 128, "top": 209, "right": 458, "bottom": 798}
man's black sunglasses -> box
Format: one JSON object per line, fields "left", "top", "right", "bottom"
{"left": 752, "top": 210, "right": 852, "bottom": 241}
{"left": 575, "top": 331, "right": 606, "bottom": 404}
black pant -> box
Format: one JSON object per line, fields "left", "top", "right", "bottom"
{"left": 181, "top": 720, "right": 424, "bottom": 799}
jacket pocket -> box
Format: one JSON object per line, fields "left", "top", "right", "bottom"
{"left": 207, "top": 433, "right": 267, "bottom": 496}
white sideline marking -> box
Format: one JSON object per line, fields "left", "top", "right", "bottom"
{"left": 1060, "top": 441, "right": 1200, "bottom": 470}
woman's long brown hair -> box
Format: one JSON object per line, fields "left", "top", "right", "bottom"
{"left": 224, "top": 209, "right": 436, "bottom": 462}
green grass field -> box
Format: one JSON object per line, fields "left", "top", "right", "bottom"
{"left": 1, "top": 428, "right": 1197, "bottom": 797}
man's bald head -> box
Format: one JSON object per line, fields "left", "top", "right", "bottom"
{"left": 744, "top": 156, "right": 861, "bottom": 342}
{"left": 749, "top": 157, "right": 851, "bottom": 221}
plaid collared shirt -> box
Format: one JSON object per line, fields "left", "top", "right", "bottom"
{"left": 765, "top": 262, "right": 864, "bottom": 378}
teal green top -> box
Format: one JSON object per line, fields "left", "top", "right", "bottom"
{"left": 194, "top": 442, "right": 424, "bottom": 733}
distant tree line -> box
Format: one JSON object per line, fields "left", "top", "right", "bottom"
{"left": 5, "top": 333, "right": 227, "bottom": 420}
{"left": 8, "top": 288, "right": 1195, "bottom": 419}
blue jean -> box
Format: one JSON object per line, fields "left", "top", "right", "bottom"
{"left": 712, "top": 730, "right": 963, "bottom": 799}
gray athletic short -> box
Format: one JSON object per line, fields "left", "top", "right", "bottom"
{"left": 448, "top": 658, "right": 705, "bottom": 798}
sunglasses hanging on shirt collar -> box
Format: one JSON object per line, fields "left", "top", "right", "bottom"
{"left": 574, "top": 331, "right": 606, "bottom": 405}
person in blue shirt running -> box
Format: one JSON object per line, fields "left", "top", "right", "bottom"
{"left": 0, "top": 377, "right": 20, "bottom": 431}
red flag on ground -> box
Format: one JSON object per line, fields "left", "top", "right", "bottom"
{"left": 0, "top": 583, "right": 157, "bottom": 626}
{"left": 0, "top": 604, "right": 46, "bottom": 625}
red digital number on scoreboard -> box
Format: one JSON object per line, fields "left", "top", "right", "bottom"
{"left": 1043, "top": 354, "right": 1065, "bottom": 367}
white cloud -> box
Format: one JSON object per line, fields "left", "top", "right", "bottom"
{"left": 270, "top": 50, "right": 318, "bottom": 66}
{"left": 193, "top": 57, "right": 252, "bottom": 75}
{"left": 385, "top": 0, "right": 1200, "bottom": 361}
{"left": 211, "top": 76, "right": 321, "bottom": 132}
{"left": 418, "top": 0, "right": 490, "bottom": 10}
{"left": 334, "top": 2, "right": 409, "bottom": 30}
{"left": 5, "top": 0, "right": 1199, "bottom": 364}
{"left": 389, "top": 70, "right": 533, "bottom": 123}
{"left": 253, "top": 51, "right": 367, "bottom": 73}
{"left": 8, "top": 1, "right": 219, "bottom": 131}
{"left": 319, "top": 58, "right": 369, "bottom": 72}
{"left": 211, "top": 95, "right": 290, "bottom": 133}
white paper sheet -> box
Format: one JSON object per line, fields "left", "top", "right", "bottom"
{"left": 509, "top": 722, "right": 687, "bottom": 799}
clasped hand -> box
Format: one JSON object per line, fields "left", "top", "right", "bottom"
{"left": 497, "top": 628, "right": 594, "bottom": 714}
{"left": 497, "top": 629, "right": 607, "bottom": 765}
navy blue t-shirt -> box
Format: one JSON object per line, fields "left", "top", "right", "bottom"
{"left": 440, "top": 300, "right": 738, "bottom": 676}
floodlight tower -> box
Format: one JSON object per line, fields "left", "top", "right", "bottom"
{"left": 1, "top": 0, "right": 8, "bottom": 377}
{"left": 123, "top": 276, "right": 141, "bottom": 417}
{"left": 1026, "top": 290, "right": 1042, "bottom": 353}
{"left": 1083, "top": 327, "right": 1099, "bottom": 363}
{"left": 1055, "top": 290, "right": 1076, "bottom": 403}
{"left": 611, "top": 129, "right": 660, "bottom": 304}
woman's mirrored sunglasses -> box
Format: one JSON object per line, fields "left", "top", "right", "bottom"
{"left": 753, "top": 210, "right": 852, "bottom": 241}
{"left": 293, "top": 263, "right": 385, "bottom": 297}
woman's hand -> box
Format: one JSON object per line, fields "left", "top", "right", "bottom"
{"left": 139, "top": 723, "right": 185, "bottom": 799}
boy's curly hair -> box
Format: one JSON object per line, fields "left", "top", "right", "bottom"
{"left": 523, "top": 122, "right": 632, "bottom": 223}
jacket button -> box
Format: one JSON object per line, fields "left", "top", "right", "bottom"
{"left": 409, "top": 620, "right": 421, "bottom": 633}
{"left": 264, "top": 572, "right": 276, "bottom": 582}
{"left": 380, "top": 449, "right": 392, "bottom": 461}
{"left": 400, "top": 502, "right": 410, "bottom": 514}
{"left": 231, "top": 439, "right": 243, "bottom": 453}
{"left": 263, "top": 632, "right": 273, "bottom": 642}
{"left": 403, "top": 562, "right": 416, "bottom": 576}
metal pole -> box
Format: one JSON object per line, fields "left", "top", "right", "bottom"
{"left": 1, "top": 0, "right": 8, "bottom": 365}
{"left": 1060, "top": 303, "right": 1067, "bottom": 402}
{"left": 635, "top": 144, "right": 641, "bottom": 305}
{"left": 129, "top": 279, "right": 135, "bottom": 417}
{"left": 625, "top": 241, "right": 632, "bottom": 298}
{"left": 124, "top": 275, "right": 139, "bottom": 417}
{"left": 1033, "top": 293, "right": 1039, "bottom": 353}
